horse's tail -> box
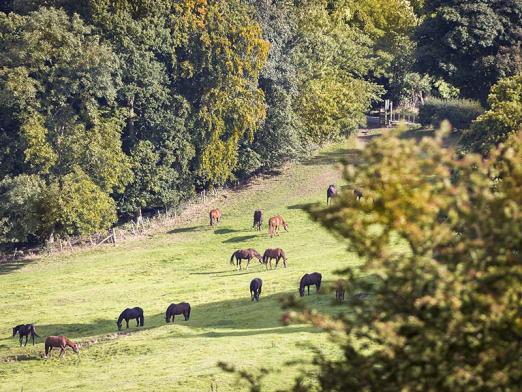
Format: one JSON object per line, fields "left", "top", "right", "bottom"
{"left": 140, "top": 313, "right": 144, "bottom": 327}
{"left": 187, "top": 305, "right": 191, "bottom": 320}
{"left": 32, "top": 326, "right": 40, "bottom": 338}
{"left": 230, "top": 251, "right": 236, "bottom": 265}
{"left": 209, "top": 211, "right": 213, "bottom": 226}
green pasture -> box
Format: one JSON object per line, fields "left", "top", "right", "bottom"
{"left": 0, "top": 140, "right": 363, "bottom": 391}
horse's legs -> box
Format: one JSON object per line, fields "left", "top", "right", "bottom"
{"left": 24, "top": 335, "right": 29, "bottom": 346}
{"left": 126, "top": 319, "right": 129, "bottom": 329}
{"left": 246, "top": 258, "right": 250, "bottom": 270}
{"left": 19, "top": 336, "right": 23, "bottom": 346}
{"left": 307, "top": 285, "right": 310, "bottom": 295}
{"left": 136, "top": 318, "right": 139, "bottom": 327}
{"left": 59, "top": 346, "right": 65, "bottom": 358}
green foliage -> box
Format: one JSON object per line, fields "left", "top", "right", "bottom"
{"left": 463, "top": 73, "right": 522, "bottom": 154}
{"left": 301, "top": 128, "right": 522, "bottom": 391}
{"left": 415, "top": 0, "right": 522, "bottom": 102}
{"left": 418, "top": 98, "right": 484, "bottom": 129}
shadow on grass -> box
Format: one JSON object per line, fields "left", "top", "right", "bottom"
{"left": 287, "top": 203, "right": 314, "bottom": 211}
{"left": 214, "top": 228, "right": 242, "bottom": 235}
{"left": 303, "top": 147, "right": 360, "bottom": 167}
{"left": 0, "top": 258, "right": 38, "bottom": 276}
{"left": 222, "top": 235, "right": 258, "bottom": 244}
{"left": 168, "top": 226, "right": 201, "bottom": 235}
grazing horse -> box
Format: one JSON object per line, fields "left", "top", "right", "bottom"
{"left": 44, "top": 336, "right": 79, "bottom": 358}
{"left": 299, "top": 272, "right": 322, "bottom": 297}
{"left": 335, "top": 281, "right": 345, "bottom": 304}
{"left": 117, "top": 307, "right": 144, "bottom": 331}
{"left": 262, "top": 248, "right": 288, "bottom": 269}
{"left": 12, "top": 324, "right": 39, "bottom": 346}
{"left": 327, "top": 184, "right": 337, "bottom": 205}
{"left": 253, "top": 209, "right": 263, "bottom": 231}
{"left": 354, "top": 188, "right": 363, "bottom": 200}
{"left": 230, "top": 248, "right": 263, "bottom": 270}
{"left": 268, "top": 215, "right": 288, "bottom": 238}
{"left": 209, "top": 208, "right": 222, "bottom": 226}
{"left": 165, "top": 303, "right": 191, "bottom": 323}
{"left": 250, "top": 278, "right": 263, "bottom": 302}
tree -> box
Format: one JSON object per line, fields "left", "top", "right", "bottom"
{"left": 415, "top": 0, "right": 522, "bottom": 102}
{"left": 463, "top": 73, "right": 522, "bottom": 154}
{"left": 0, "top": 7, "right": 131, "bottom": 241}
{"left": 287, "top": 126, "right": 522, "bottom": 390}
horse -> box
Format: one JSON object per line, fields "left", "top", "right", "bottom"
{"left": 299, "top": 272, "right": 322, "bottom": 297}
{"left": 44, "top": 336, "right": 79, "bottom": 358}
{"left": 12, "top": 324, "right": 39, "bottom": 346}
{"left": 250, "top": 278, "right": 263, "bottom": 302}
{"left": 327, "top": 184, "right": 337, "bottom": 205}
{"left": 230, "top": 248, "right": 262, "bottom": 270}
{"left": 165, "top": 302, "right": 191, "bottom": 323}
{"left": 253, "top": 209, "right": 263, "bottom": 231}
{"left": 268, "top": 215, "right": 288, "bottom": 238}
{"left": 117, "top": 307, "right": 144, "bottom": 331}
{"left": 354, "top": 188, "right": 363, "bottom": 200}
{"left": 262, "top": 248, "right": 287, "bottom": 269}
{"left": 209, "top": 208, "right": 222, "bottom": 226}
{"left": 335, "top": 281, "right": 345, "bottom": 304}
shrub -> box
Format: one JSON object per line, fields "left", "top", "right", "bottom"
{"left": 418, "top": 98, "right": 484, "bottom": 129}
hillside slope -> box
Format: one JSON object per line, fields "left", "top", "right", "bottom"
{"left": 0, "top": 139, "right": 362, "bottom": 391}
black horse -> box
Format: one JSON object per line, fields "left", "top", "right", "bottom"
{"left": 327, "top": 185, "right": 337, "bottom": 205}
{"left": 12, "top": 324, "right": 39, "bottom": 346}
{"left": 117, "top": 307, "right": 144, "bottom": 331}
{"left": 299, "top": 273, "right": 322, "bottom": 297}
{"left": 165, "top": 303, "right": 191, "bottom": 323}
{"left": 253, "top": 209, "right": 263, "bottom": 231}
{"left": 250, "top": 278, "right": 263, "bottom": 302}
{"left": 354, "top": 188, "right": 363, "bottom": 200}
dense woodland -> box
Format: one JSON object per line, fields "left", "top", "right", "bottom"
{"left": 0, "top": 0, "right": 521, "bottom": 245}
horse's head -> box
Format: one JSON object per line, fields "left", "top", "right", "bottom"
{"left": 72, "top": 343, "right": 80, "bottom": 354}
{"left": 116, "top": 320, "right": 122, "bottom": 331}
{"left": 165, "top": 312, "right": 170, "bottom": 323}
{"left": 283, "top": 223, "right": 289, "bottom": 232}
{"left": 299, "top": 287, "right": 305, "bottom": 297}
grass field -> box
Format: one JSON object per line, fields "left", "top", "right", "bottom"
{"left": 0, "top": 138, "right": 364, "bottom": 391}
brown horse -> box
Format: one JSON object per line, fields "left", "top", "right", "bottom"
{"left": 268, "top": 215, "right": 288, "bottom": 238}
{"left": 253, "top": 209, "right": 263, "bottom": 231}
{"left": 209, "top": 208, "right": 221, "bottom": 226}
{"left": 335, "top": 281, "right": 345, "bottom": 304}
{"left": 44, "top": 336, "right": 79, "bottom": 358}
{"left": 165, "top": 302, "right": 191, "bottom": 323}
{"left": 230, "top": 249, "right": 262, "bottom": 270}
{"left": 262, "top": 248, "right": 287, "bottom": 269}
{"left": 327, "top": 184, "right": 337, "bottom": 205}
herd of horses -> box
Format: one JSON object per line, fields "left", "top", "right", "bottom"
{"left": 11, "top": 184, "right": 357, "bottom": 358}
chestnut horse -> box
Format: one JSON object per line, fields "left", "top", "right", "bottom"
{"left": 165, "top": 302, "right": 191, "bottom": 323}
{"left": 299, "top": 272, "right": 322, "bottom": 297}
{"left": 44, "top": 336, "right": 79, "bottom": 358}
{"left": 12, "top": 324, "right": 39, "bottom": 346}
{"left": 327, "top": 184, "right": 337, "bottom": 205}
{"left": 262, "top": 248, "right": 287, "bottom": 269}
{"left": 250, "top": 278, "right": 263, "bottom": 302}
{"left": 253, "top": 209, "right": 263, "bottom": 231}
{"left": 209, "top": 208, "right": 221, "bottom": 226}
{"left": 335, "top": 281, "right": 345, "bottom": 304}
{"left": 230, "top": 248, "right": 262, "bottom": 270}
{"left": 268, "top": 215, "right": 288, "bottom": 238}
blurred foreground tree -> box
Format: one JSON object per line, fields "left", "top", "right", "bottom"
{"left": 288, "top": 126, "right": 522, "bottom": 391}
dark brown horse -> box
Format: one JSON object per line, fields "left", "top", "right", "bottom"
{"left": 253, "top": 209, "right": 263, "bottom": 231}
{"left": 268, "top": 215, "right": 288, "bottom": 238}
{"left": 165, "top": 302, "right": 191, "bottom": 323}
{"left": 262, "top": 248, "right": 287, "bottom": 269}
{"left": 335, "top": 281, "right": 345, "bottom": 304}
{"left": 299, "top": 272, "right": 322, "bottom": 297}
{"left": 354, "top": 188, "right": 363, "bottom": 200}
{"left": 250, "top": 278, "right": 263, "bottom": 302}
{"left": 327, "top": 184, "right": 337, "bottom": 205}
{"left": 117, "top": 307, "right": 144, "bottom": 331}
{"left": 209, "top": 208, "right": 222, "bottom": 226}
{"left": 44, "top": 336, "right": 79, "bottom": 358}
{"left": 12, "top": 324, "right": 39, "bottom": 346}
{"left": 230, "top": 249, "right": 262, "bottom": 270}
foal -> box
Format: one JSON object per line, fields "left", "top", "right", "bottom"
{"left": 250, "top": 278, "right": 263, "bottom": 302}
{"left": 12, "top": 324, "right": 39, "bottom": 346}
{"left": 209, "top": 209, "right": 222, "bottom": 226}
{"left": 44, "top": 336, "right": 79, "bottom": 358}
